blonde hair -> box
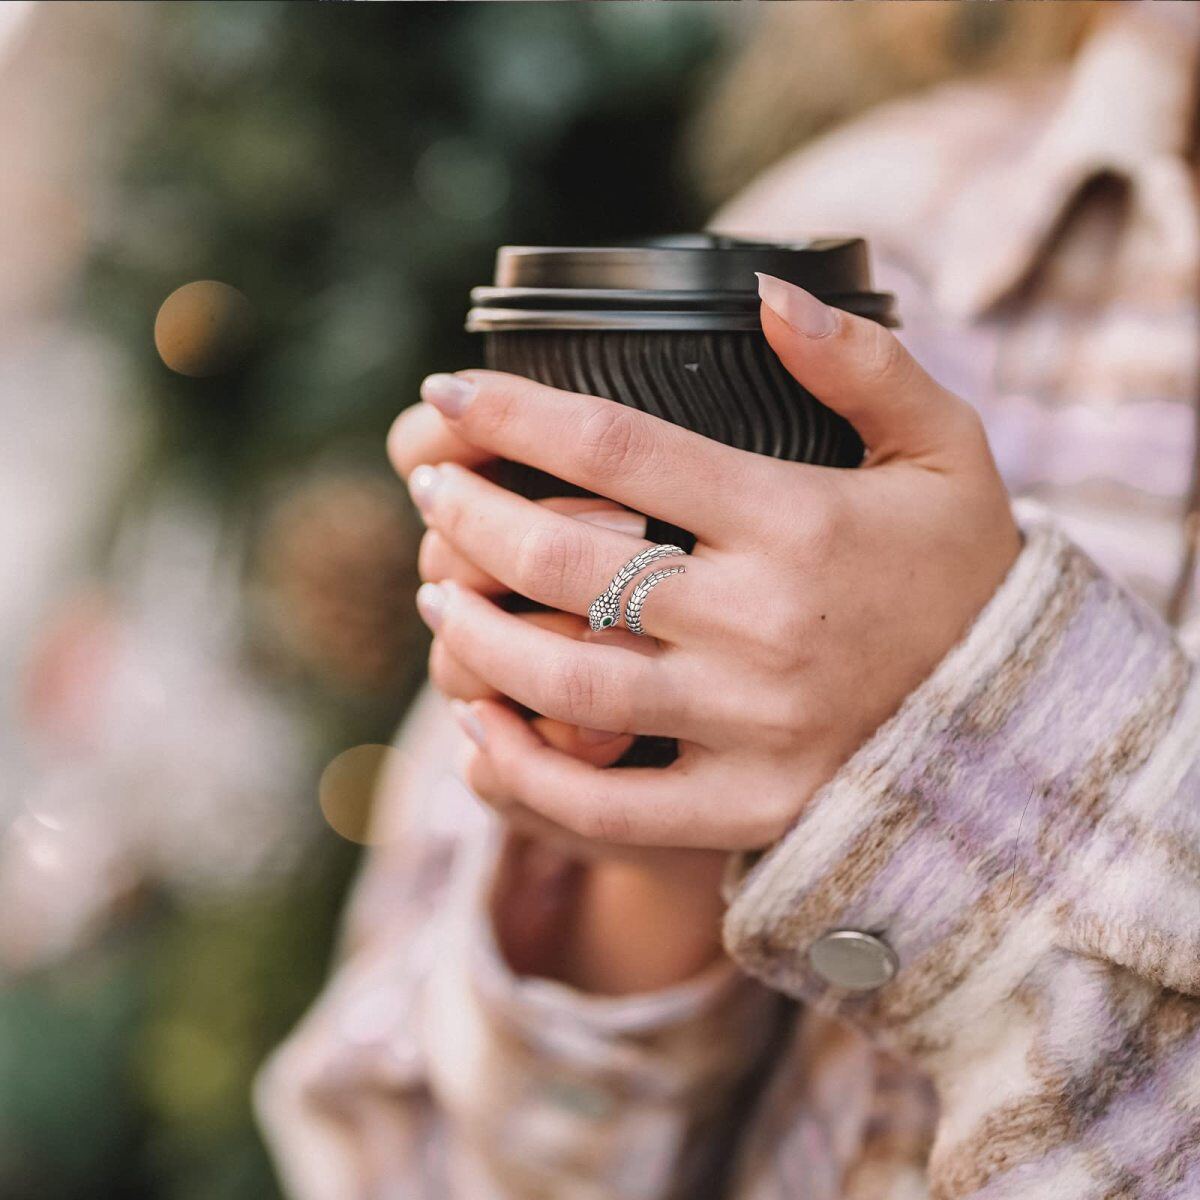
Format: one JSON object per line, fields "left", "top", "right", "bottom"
{"left": 688, "top": 1, "right": 1104, "bottom": 207}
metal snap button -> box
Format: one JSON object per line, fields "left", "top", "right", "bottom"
{"left": 809, "top": 930, "right": 898, "bottom": 991}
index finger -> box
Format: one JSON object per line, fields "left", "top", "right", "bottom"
{"left": 419, "top": 370, "right": 775, "bottom": 546}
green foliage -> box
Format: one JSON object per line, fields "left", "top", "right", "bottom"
{"left": 85, "top": 0, "right": 720, "bottom": 501}
{"left": 0, "top": 938, "right": 148, "bottom": 1199}
{"left": 132, "top": 848, "right": 357, "bottom": 1200}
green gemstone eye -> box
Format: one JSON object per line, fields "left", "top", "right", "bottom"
{"left": 600, "top": 615, "right": 614, "bottom": 627}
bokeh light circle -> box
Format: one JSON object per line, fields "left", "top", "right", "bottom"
{"left": 317, "top": 743, "right": 402, "bottom": 845}
{"left": 154, "top": 279, "right": 256, "bottom": 377}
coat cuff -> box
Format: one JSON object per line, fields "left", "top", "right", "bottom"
{"left": 723, "top": 517, "right": 1191, "bottom": 1059}
{"left": 421, "top": 829, "right": 783, "bottom": 1197}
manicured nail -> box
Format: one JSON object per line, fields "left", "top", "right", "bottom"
{"left": 577, "top": 724, "right": 623, "bottom": 745}
{"left": 408, "top": 463, "right": 441, "bottom": 515}
{"left": 450, "top": 699, "right": 486, "bottom": 748}
{"left": 421, "top": 373, "right": 476, "bottom": 418}
{"left": 575, "top": 509, "right": 647, "bottom": 537}
{"left": 415, "top": 581, "right": 446, "bottom": 630}
{"left": 755, "top": 273, "right": 838, "bottom": 338}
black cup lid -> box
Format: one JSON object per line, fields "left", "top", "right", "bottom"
{"left": 467, "top": 234, "right": 898, "bottom": 332}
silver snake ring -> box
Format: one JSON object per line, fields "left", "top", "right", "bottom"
{"left": 587, "top": 543, "right": 686, "bottom": 631}
{"left": 624, "top": 565, "right": 687, "bottom": 637}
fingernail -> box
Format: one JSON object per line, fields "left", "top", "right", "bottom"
{"left": 421, "top": 373, "right": 476, "bottom": 418}
{"left": 577, "top": 725, "right": 623, "bottom": 745}
{"left": 415, "top": 581, "right": 447, "bottom": 631}
{"left": 755, "top": 273, "right": 838, "bottom": 338}
{"left": 450, "top": 699, "right": 486, "bottom": 748}
{"left": 575, "top": 509, "right": 647, "bottom": 537}
{"left": 408, "top": 463, "right": 441, "bottom": 515}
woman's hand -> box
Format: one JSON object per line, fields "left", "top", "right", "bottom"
{"left": 398, "top": 275, "right": 1021, "bottom": 851}
{"left": 388, "top": 397, "right": 644, "bottom": 791}
{"left": 389, "top": 395, "right": 729, "bottom": 991}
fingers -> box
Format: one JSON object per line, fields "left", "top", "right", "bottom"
{"left": 417, "top": 371, "right": 771, "bottom": 548}
{"left": 416, "top": 580, "right": 698, "bottom": 740}
{"left": 420, "top": 530, "right": 499, "bottom": 595}
{"left": 455, "top": 699, "right": 779, "bottom": 850}
{"left": 433, "top": 651, "right": 635, "bottom": 759}
{"left": 530, "top": 713, "right": 635, "bottom": 766}
{"left": 454, "top": 756, "right": 636, "bottom": 863}
{"left": 387, "top": 401, "right": 495, "bottom": 480}
{"left": 460, "top": 753, "right": 654, "bottom": 862}
{"left": 756, "top": 274, "right": 986, "bottom": 468}
{"left": 431, "top": 609, "right": 637, "bottom": 762}
{"left": 417, "top": 497, "right": 648, "bottom": 600}
{"left": 429, "top": 638, "right": 497, "bottom": 701}
{"left": 411, "top": 464, "right": 706, "bottom": 643}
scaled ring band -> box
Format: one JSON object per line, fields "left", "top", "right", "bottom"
{"left": 588, "top": 543, "right": 686, "bottom": 631}
{"left": 624, "top": 565, "right": 686, "bottom": 637}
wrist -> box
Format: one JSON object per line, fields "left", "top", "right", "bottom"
{"left": 557, "top": 854, "right": 728, "bottom": 996}
{"left": 490, "top": 840, "right": 728, "bottom": 996}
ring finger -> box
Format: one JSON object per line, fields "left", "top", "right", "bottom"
{"left": 417, "top": 580, "right": 711, "bottom": 741}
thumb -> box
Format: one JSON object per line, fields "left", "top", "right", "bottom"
{"left": 756, "top": 272, "right": 977, "bottom": 466}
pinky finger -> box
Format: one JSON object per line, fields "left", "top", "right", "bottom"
{"left": 459, "top": 729, "right": 666, "bottom": 863}
{"left": 454, "top": 699, "right": 757, "bottom": 849}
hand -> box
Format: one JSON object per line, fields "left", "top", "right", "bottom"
{"left": 401, "top": 275, "right": 1021, "bottom": 851}
{"left": 388, "top": 402, "right": 685, "bottom": 853}
{"left": 389, "top": 396, "right": 729, "bottom": 992}
{"left": 388, "top": 395, "right": 644, "bottom": 791}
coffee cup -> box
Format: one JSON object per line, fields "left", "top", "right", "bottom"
{"left": 466, "top": 234, "right": 898, "bottom": 764}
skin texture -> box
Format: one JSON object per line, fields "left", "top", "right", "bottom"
{"left": 390, "top": 278, "right": 1021, "bottom": 992}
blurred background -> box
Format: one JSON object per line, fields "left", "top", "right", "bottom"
{"left": 0, "top": 3, "right": 1093, "bottom": 1197}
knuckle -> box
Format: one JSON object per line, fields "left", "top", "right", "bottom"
{"left": 578, "top": 405, "right": 647, "bottom": 480}
{"left": 544, "top": 651, "right": 603, "bottom": 723}
{"left": 589, "top": 803, "right": 635, "bottom": 845}
{"left": 570, "top": 788, "right": 633, "bottom": 844}
{"left": 515, "top": 521, "right": 590, "bottom": 595}
{"left": 858, "top": 322, "right": 913, "bottom": 391}
{"left": 948, "top": 400, "right": 990, "bottom": 458}
{"left": 753, "top": 607, "right": 808, "bottom": 660}
{"left": 789, "top": 484, "right": 844, "bottom": 563}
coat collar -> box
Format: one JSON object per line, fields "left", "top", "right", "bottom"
{"left": 933, "top": 3, "right": 1200, "bottom": 321}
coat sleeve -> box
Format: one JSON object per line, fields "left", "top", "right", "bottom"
{"left": 255, "top": 687, "right": 789, "bottom": 1200}
{"left": 723, "top": 516, "right": 1200, "bottom": 1198}
{"left": 417, "top": 824, "right": 789, "bottom": 1200}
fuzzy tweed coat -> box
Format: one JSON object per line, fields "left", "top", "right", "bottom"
{"left": 257, "top": 8, "right": 1200, "bottom": 1198}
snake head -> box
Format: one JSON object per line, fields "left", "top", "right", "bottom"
{"left": 588, "top": 593, "right": 620, "bottom": 632}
